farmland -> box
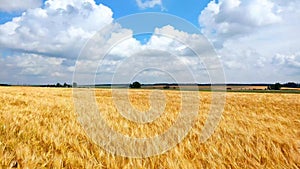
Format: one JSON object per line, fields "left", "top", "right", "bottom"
{"left": 0, "top": 86, "right": 299, "bottom": 168}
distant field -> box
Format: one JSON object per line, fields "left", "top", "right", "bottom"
{"left": 142, "top": 85, "right": 268, "bottom": 90}
{"left": 142, "top": 85, "right": 300, "bottom": 93}
{"left": 282, "top": 87, "right": 300, "bottom": 91}
{"left": 0, "top": 87, "right": 299, "bottom": 168}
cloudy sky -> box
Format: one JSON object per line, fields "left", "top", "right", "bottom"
{"left": 0, "top": 0, "right": 299, "bottom": 84}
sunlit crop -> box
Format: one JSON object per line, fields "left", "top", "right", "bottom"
{"left": 0, "top": 87, "right": 299, "bottom": 168}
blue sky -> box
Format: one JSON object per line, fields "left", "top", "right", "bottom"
{"left": 0, "top": 0, "right": 299, "bottom": 84}
{"left": 0, "top": 0, "right": 211, "bottom": 27}
{"left": 97, "top": 0, "right": 212, "bottom": 26}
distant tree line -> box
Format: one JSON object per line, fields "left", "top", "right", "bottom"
{"left": 0, "top": 84, "right": 11, "bottom": 86}
{"left": 127, "top": 81, "right": 300, "bottom": 91}
{"left": 267, "top": 82, "right": 300, "bottom": 90}
{"left": 40, "top": 82, "right": 73, "bottom": 88}
{"left": 1, "top": 81, "right": 299, "bottom": 89}
{"left": 281, "top": 82, "right": 300, "bottom": 88}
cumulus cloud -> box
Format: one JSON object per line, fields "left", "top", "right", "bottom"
{"left": 0, "top": 0, "right": 117, "bottom": 84}
{"left": 0, "top": 17, "right": 211, "bottom": 84}
{"left": 0, "top": 0, "right": 42, "bottom": 12}
{"left": 0, "top": 53, "right": 72, "bottom": 84}
{"left": 74, "top": 25, "right": 214, "bottom": 84}
{"left": 199, "top": 0, "right": 300, "bottom": 82}
{"left": 273, "top": 53, "right": 300, "bottom": 69}
{"left": 200, "top": 0, "right": 281, "bottom": 45}
{"left": 135, "top": 0, "right": 163, "bottom": 9}
{"left": 6, "top": 0, "right": 294, "bottom": 84}
{"left": 0, "top": 0, "right": 113, "bottom": 59}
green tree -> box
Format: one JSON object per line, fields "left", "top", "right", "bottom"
{"left": 268, "top": 83, "right": 281, "bottom": 90}
{"left": 130, "top": 81, "right": 141, "bottom": 88}
{"left": 274, "top": 83, "right": 281, "bottom": 90}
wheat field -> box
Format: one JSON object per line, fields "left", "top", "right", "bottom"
{"left": 0, "top": 86, "right": 299, "bottom": 168}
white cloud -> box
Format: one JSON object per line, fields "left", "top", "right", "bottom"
{"left": 273, "top": 53, "right": 300, "bottom": 69}
{"left": 0, "top": 15, "right": 219, "bottom": 84}
{"left": 136, "top": 0, "right": 163, "bottom": 9}
{"left": 199, "top": 0, "right": 300, "bottom": 82}
{"left": 6, "top": 0, "right": 298, "bottom": 84}
{"left": 0, "top": 53, "right": 72, "bottom": 83}
{"left": 0, "top": 0, "right": 117, "bottom": 84}
{"left": 200, "top": 0, "right": 281, "bottom": 45}
{"left": 98, "top": 25, "right": 213, "bottom": 83}
{"left": 69, "top": 24, "right": 215, "bottom": 84}
{"left": 0, "top": 0, "right": 113, "bottom": 59}
{"left": 0, "top": 0, "right": 42, "bottom": 12}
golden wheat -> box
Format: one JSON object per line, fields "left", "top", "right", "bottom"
{"left": 0, "top": 86, "right": 299, "bottom": 168}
